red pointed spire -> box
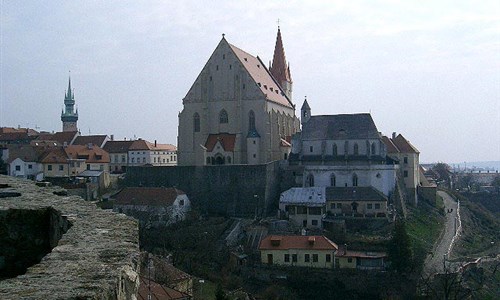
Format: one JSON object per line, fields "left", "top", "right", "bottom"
{"left": 270, "top": 27, "right": 292, "bottom": 85}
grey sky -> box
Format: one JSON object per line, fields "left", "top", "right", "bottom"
{"left": 1, "top": 0, "right": 499, "bottom": 163}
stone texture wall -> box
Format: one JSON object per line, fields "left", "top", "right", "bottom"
{"left": 125, "top": 161, "right": 296, "bottom": 217}
{"left": 0, "top": 176, "right": 140, "bottom": 299}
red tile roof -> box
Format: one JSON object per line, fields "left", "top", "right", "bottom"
{"left": 229, "top": 42, "right": 293, "bottom": 108}
{"left": 204, "top": 133, "right": 236, "bottom": 152}
{"left": 381, "top": 136, "right": 399, "bottom": 154}
{"left": 259, "top": 235, "right": 338, "bottom": 251}
{"left": 138, "top": 276, "right": 189, "bottom": 300}
{"left": 129, "top": 139, "right": 177, "bottom": 151}
{"left": 72, "top": 135, "right": 108, "bottom": 147}
{"left": 36, "top": 131, "right": 78, "bottom": 145}
{"left": 40, "top": 147, "right": 69, "bottom": 164}
{"left": 392, "top": 134, "right": 419, "bottom": 154}
{"left": 269, "top": 27, "right": 292, "bottom": 84}
{"left": 103, "top": 140, "right": 135, "bottom": 153}
{"left": 113, "top": 187, "right": 185, "bottom": 206}
{"left": 64, "top": 145, "right": 110, "bottom": 163}
{"left": 5, "top": 145, "right": 39, "bottom": 163}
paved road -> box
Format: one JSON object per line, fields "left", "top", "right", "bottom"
{"left": 423, "top": 191, "right": 459, "bottom": 274}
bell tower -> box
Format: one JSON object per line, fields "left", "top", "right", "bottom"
{"left": 61, "top": 76, "right": 78, "bottom": 132}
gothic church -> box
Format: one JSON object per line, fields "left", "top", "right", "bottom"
{"left": 177, "top": 28, "right": 300, "bottom": 166}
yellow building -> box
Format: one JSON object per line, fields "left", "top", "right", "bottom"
{"left": 335, "top": 246, "right": 387, "bottom": 270}
{"left": 259, "top": 235, "right": 338, "bottom": 269}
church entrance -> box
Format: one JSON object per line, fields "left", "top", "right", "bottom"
{"left": 214, "top": 155, "right": 225, "bottom": 165}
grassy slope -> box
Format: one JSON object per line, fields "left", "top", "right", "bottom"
{"left": 405, "top": 195, "right": 445, "bottom": 270}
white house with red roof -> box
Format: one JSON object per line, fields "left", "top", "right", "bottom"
{"left": 177, "top": 28, "right": 300, "bottom": 166}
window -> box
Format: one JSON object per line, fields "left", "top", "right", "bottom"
{"left": 28, "top": 164, "right": 32, "bottom": 169}
{"left": 304, "top": 254, "right": 310, "bottom": 262}
{"left": 348, "top": 258, "right": 353, "bottom": 263}
{"left": 222, "top": 54, "right": 225, "bottom": 59}
{"left": 219, "top": 109, "right": 228, "bottom": 124}
{"left": 284, "top": 153, "right": 288, "bottom": 160}
{"left": 309, "top": 146, "right": 313, "bottom": 153}
{"left": 306, "top": 174, "right": 314, "bottom": 187}
{"left": 206, "top": 157, "right": 210, "bottom": 164}
{"left": 193, "top": 113, "right": 200, "bottom": 132}
{"left": 330, "top": 203, "right": 336, "bottom": 209}
{"left": 87, "top": 164, "right": 91, "bottom": 170}
{"left": 309, "top": 207, "right": 322, "bottom": 215}
{"left": 353, "top": 143, "right": 359, "bottom": 155}
{"left": 312, "top": 220, "right": 318, "bottom": 226}
{"left": 227, "top": 156, "right": 231, "bottom": 164}
{"left": 143, "top": 158, "right": 146, "bottom": 163}
{"left": 332, "top": 144, "right": 337, "bottom": 156}
{"left": 242, "top": 83, "right": 246, "bottom": 89}
{"left": 404, "top": 170, "right": 408, "bottom": 177}
{"left": 179, "top": 200, "right": 184, "bottom": 206}
{"left": 303, "top": 220, "right": 307, "bottom": 227}
{"left": 248, "top": 110, "right": 255, "bottom": 130}
{"left": 253, "top": 154, "right": 256, "bottom": 158}
{"left": 99, "top": 165, "right": 103, "bottom": 171}
{"left": 216, "top": 65, "right": 219, "bottom": 71}
{"left": 313, "top": 254, "right": 318, "bottom": 262}
{"left": 292, "top": 254, "right": 297, "bottom": 262}
{"left": 375, "top": 203, "right": 381, "bottom": 209}
{"left": 48, "top": 165, "right": 52, "bottom": 171}
{"left": 326, "top": 254, "right": 331, "bottom": 262}
{"left": 404, "top": 157, "right": 408, "bottom": 164}
{"left": 352, "top": 174, "right": 358, "bottom": 186}
{"left": 297, "top": 206, "right": 307, "bottom": 214}
{"left": 337, "top": 203, "right": 342, "bottom": 209}
{"left": 284, "top": 254, "right": 290, "bottom": 262}
{"left": 371, "top": 143, "right": 376, "bottom": 155}
{"left": 330, "top": 174, "right": 336, "bottom": 186}
{"left": 59, "top": 165, "right": 64, "bottom": 171}
{"left": 131, "top": 158, "right": 135, "bottom": 163}
{"left": 367, "top": 203, "right": 373, "bottom": 209}
{"left": 121, "top": 155, "right": 126, "bottom": 162}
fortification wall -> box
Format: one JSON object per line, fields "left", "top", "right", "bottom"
{"left": 0, "top": 176, "right": 140, "bottom": 299}
{"left": 125, "top": 161, "right": 296, "bottom": 217}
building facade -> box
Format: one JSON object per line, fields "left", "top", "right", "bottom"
{"left": 177, "top": 29, "right": 300, "bottom": 166}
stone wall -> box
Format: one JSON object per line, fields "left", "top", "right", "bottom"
{"left": 0, "top": 176, "right": 141, "bottom": 299}
{"left": 125, "top": 161, "right": 296, "bottom": 217}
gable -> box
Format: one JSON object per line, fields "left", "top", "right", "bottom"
{"left": 183, "top": 37, "right": 293, "bottom": 109}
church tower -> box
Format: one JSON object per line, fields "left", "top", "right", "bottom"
{"left": 269, "top": 27, "right": 293, "bottom": 101}
{"left": 61, "top": 77, "right": 78, "bottom": 132}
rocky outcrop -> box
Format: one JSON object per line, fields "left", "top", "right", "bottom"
{"left": 0, "top": 176, "right": 140, "bottom": 299}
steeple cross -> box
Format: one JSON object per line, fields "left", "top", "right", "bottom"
{"left": 277, "top": 18, "right": 280, "bottom": 28}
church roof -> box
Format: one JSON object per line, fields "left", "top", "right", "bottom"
{"left": 301, "top": 114, "right": 380, "bottom": 140}
{"left": 269, "top": 27, "right": 292, "bottom": 84}
{"left": 228, "top": 42, "right": 293, "bottom": 108}
{"left": 325, "top": 187, "right": 387, "bottom": 202}
{"left": 205, "top": 133, "right": 236, "bottom": 152}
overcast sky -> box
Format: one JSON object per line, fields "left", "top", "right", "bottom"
{"left": 1, "top": 1, "right": 499, "bottom": 163}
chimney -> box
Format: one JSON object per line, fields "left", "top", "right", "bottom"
{"left": 155, "top": 140, "right": 157, "bottom": 147}
{"left": 392, "top": 132, "right": 396, "bottom": 139}
{"left": 308, "top": 236, "right": 315, "bottom": 245}
{"left": 87, "top": 143, "right": 93, "bottom": 150}
{"left": 110, "top": 134, "right": 114, "bottom": 141}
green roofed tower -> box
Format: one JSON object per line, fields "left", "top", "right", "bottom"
{"left": 61, "top": 76, "right": 78, "bottom": 132}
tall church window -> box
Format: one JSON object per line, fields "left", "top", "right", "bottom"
{"left": 219, "top": 109, "right": 228, "bottom": 124}
{"left": 330, "top": 174, "right": 336, "bottom": 187}
{"left": 193, "top": 113, "right": 200, "bottom": 132}
{"left": 249, "top": 110, "right": 255, "bottom": 130}
{"left": 332, "top": 144, "right": 338, "bottom": 156}
{"left": 306, "top": 174, "right": 315, "bottom": 187}
{"left": 371, "top": 143, "right": 376, "bottom": 155}
{"left": 353, "top": 143, "right": 359, "bottom": 156}
{"left": 352, "top": 174, "right": 358, "bottom": 187}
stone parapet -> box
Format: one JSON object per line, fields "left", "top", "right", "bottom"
{"left": 0, "top": 176, "right": 140, "bottom": 299}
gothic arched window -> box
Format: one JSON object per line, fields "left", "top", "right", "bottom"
{"left": 249, "top": 110, "right": 255, "bottom": 130}
{"left": 330, "top": 174, "right": 336, "bottom": 187}
{"left": 193, "top": 113, "right": 200, "bottom": 132}
{"left": 353, "top": 143, "right": 359, "bottom": 156}
{"left": 332, "top": 144, "right": 338, "bottom": 156}
{"left": 352, "top": 174, "right": 358, "bottom": 187}
{"left": 371, "top": 143, "right": 376, "bottom": 155}
{"left": 306, "top": 174, "right": 315, "bottom": 187}
{"left": 219, "top": 109, "right": 228, "bottom": 124}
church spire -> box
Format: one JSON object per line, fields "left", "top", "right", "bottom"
{"left": 270, "top": 26, "right": 293, "bottom": 101}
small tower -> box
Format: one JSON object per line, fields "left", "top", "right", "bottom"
{"left": 301, "top": 97, "right": 311, "bottom": 126}
{"left": 61, "top": 76, "right": 78, "bottom": 132}
{"left": 270, "top": 27, "right": 293, "bottom": 101}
